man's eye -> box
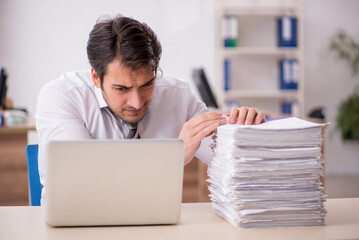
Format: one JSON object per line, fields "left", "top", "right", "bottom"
{"left": 144, "top": 80, "right": 154, "bottom": 87}
{"left": 115, "top": 87, "right": 128, "bottom": 92}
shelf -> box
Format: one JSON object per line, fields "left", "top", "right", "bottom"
{"left": 215, "top": 0, "right": 304, "bottom": 116}
{"left": 219, "top": 47, "right": 299, "bottom": 57}
{"left": 224, "top": 89, "right": 298, "bottom": 100}
{"left": 223, "top": 6, "right": 300, "bottom": 17}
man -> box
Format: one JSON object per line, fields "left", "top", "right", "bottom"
{"left": 36, "top": 15, "right": 265, "bottom": 204}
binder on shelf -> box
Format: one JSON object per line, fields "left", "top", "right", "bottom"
{"left": 222, "top": 15, "right": 238, "bottom": 48}
{"left": 277, "top": 16, "right": 297, "bottom": 47}
{"left": 281, "top": 101, "right": 299, "bottom": 116}
{"left": 279, "top": 59, "right": 298, "bottom": 90}
{"left": 224, "top": 59, "right": 230, "bottom": 91}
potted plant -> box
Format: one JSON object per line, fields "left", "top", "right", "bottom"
{"left": 330, "top": 29, "right": 359, "bottom": 140}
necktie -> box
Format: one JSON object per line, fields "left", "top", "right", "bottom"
{"left": 127, "top": 127, "right": 138, "bottom": 139}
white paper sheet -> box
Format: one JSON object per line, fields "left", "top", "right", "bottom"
{"left": 208, "top": 117, "right": 327, "bottom": 228}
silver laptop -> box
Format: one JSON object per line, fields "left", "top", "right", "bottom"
{"left": 45, "top": 139, "right": 184, "bottom": 227}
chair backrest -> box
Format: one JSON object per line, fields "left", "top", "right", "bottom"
{"left": 26, "top": 144, "right": 43, "bottom": 206}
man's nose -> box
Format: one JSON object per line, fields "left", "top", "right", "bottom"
{"left": 127, "top": 90, "right": 144, "bottom": 109}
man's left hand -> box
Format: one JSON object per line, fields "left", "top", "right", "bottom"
{"left": 226, "top": 106, "right": 266, "bottom": 125}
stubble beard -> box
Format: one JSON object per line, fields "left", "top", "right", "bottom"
{"left": 114, "top": 102, "right": 150, "bottom": 124}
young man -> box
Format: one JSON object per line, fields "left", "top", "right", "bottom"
{"left": 35, "top": 15, "right": 265, "bottom": 204}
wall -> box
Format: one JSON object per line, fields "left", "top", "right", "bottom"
{"left": 1, "top": 0, "right": 358, "bottom": 174}
{"left": 302, "top": 0, "right": 359, "bottom": 174}
{"left": 0, "top": 0, "right": 215, "bottom": 115}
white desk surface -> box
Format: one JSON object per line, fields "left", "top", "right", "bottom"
{"left": 1, "top": 198, "right": 359, "bottom": 240}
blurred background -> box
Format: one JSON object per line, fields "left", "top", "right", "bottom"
{"left": 0, "top": 0, "right": 358, "bottom": 205}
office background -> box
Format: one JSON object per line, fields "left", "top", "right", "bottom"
{"left": 0, "top": 0, "right": 358, "bottom": 178}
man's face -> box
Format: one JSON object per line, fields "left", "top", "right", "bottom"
{"left": 91, "top": 59, "right": 156, "bottom": 124}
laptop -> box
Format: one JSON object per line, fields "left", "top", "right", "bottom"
{"left": 45, "top": 139, "right": 184, "bottom": 227}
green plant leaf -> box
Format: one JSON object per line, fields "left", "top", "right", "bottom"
{"left": 336, "top": 92, "right": 359, "bottom": 140}
{"left": 329, "top": 29, "right": 359, "bottom": 77}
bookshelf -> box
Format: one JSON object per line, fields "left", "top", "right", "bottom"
{"left": 214, "top": 0, "right": 304, "bottom": 117}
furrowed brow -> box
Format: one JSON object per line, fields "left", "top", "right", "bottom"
{"left": 140, "top": 77, "right": 156, "bottom": 87}
{"left": 112, "top": 83, "right": 131, "bottom": 89}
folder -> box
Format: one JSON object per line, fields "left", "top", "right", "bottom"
{"left": 279, "top": 59, "right": 298, "bottom": 90}
{"left": 222, "top": 15, "right": 238, "bottom": 48}
{"left": 224, "top": 59, "right": 230, "bottom": 91}
{"left": 281, "top": 101, "right": 299, "bottom": 116}
{"left": 278, "top": 16, "right": 297, "bottom": 47}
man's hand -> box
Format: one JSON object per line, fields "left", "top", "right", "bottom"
{"left": 227, "top": 106, "right": 266, "bottom": 125}
{"left": 179, "top": 112, "right": 227, "bottom": 166}
{"left": 179, "top": 107, "right": 265, "bottom": 166}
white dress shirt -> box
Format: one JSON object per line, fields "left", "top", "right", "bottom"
{"left": 35, "top": 70, "right": 212, "bottom": 204}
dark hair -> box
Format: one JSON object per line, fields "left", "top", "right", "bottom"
{"left": 87, "top": 15, "right": 162, "bottom": 85}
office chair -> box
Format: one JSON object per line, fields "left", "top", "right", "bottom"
{"left": 26, "top": 144, "right": 43, "bottom": 206}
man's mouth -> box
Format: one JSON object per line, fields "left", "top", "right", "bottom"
{"left": 126, "top": 108, "right": 142, "bottom": 115}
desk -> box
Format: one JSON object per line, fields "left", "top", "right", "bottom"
{"left": 182, "top": 157, "right": 210, "bottom": 202}
{"left": 1, "top": 198, "right": 358, "bottom": 240}
{"left": 0, "top": 121, "right": 36, "bottom": 206}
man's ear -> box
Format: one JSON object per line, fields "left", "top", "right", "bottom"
{"left": 91, "top": 68, "right": 101, "bottom": 89}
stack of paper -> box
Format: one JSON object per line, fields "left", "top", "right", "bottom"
{"left": 208, "top": 117, "right": 327, "bottom": 228}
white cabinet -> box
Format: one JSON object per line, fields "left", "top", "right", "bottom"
{"left": 214, "top": 0, "right": 304, "bottom": 117}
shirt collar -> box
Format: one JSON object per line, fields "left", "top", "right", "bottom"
{"left": 94, "top": 85, "right": 108, "bottom": 108}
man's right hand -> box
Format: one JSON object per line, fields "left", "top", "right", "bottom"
{"left": 178, "top": 112, "right": 227, "bottom": 166}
